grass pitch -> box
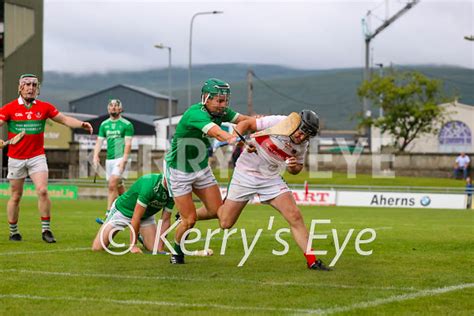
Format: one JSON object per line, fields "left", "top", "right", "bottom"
{"left": 0, "top": 199, "right": 473, "bottom": 315}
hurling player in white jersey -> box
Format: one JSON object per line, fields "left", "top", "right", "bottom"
{"left": 197, "top": 110, "right": 331, "bottom": 271}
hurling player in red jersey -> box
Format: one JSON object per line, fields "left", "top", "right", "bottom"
{"left": 197, "top": 110, "right": 331, "bottom": 271}
{"left": 0, "top": 74, "right": 93, "bottom": 243}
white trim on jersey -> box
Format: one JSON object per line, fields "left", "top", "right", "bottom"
{"left": 202, "top": 122, "right": 218, "bottom": 134}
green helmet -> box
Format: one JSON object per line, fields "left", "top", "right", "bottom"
{"left": 201, "top": 78, "right": 231, "bottom": 117}
{"left": 201, "top": 78, "right": 231, "bottom": 98}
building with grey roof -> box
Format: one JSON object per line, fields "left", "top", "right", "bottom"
{"left": 69, "top": 84, "right": 178, "bottom": 117}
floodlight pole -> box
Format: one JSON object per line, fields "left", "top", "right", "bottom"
{"left": 188, "top": 11, "right": 223, "bottom": 107}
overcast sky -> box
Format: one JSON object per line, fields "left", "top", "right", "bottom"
{"left": 44, "top": 0, "right": 473, "bottom": 74}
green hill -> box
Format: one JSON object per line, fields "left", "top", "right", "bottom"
{"left": 41, "top": 64, "right": 473, "bottom": 130}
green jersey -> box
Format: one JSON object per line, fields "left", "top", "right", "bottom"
{"left": 166, "top": 103, "right": 239, "bottom": 172}
{"left": 98, "top": 117, "right": 134, "bottom": 160}
{"left": 115, "top": 174, "right": 174, "bottom": 219}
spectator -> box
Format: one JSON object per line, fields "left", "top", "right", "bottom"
{"left": 454, "top": 152, "right": 470, "bottom": 179}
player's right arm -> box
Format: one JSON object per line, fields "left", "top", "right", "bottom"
{"left": 130, "top": 203, "right": 146, "bottom": 254}
{"left": 206, "top": 125, "right": 236, "bottom": 143}
{"left": 0, "top": 107, "right": 9, "bottom": 149}
{"left": 187, "top": 108, "right": 237, "bottom": 143}
{"left": 93, "top": 138, "right": 105, "bottom": 167}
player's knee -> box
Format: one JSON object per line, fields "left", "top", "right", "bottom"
{"left": 181, "top": 215, "right": 197, "bottom": 229}
{"left": 108, "top": 182, "right": 116, "bottom": 192}
{"left": 219, "top": 218, "right": 235, "bottom": 229}
{"left": 91, "top": 245, "right": 102, "bottom": 252}
{"left": 36, "top": 187, "right": 48, "bottom": 198}
{"left": 91, "top": 241, "right": 104, "bottom": 251}
{"left": 10, "top": 196, "right": 22, "bottom": 204}
{"left": 9, "top": 191, "right": 23, "bottom": 204}
{"left": 286, "top": 208, "right": 303, "bottom": 224}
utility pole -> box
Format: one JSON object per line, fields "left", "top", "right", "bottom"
{"left": 247, "top": 69, "right": 254, "bottom": 116}
{"left": 375, "top": 63, "right": 384, "bottom": 117}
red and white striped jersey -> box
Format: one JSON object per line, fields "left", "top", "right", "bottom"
{"left": 236, "top": 115, "right": 308, "bottom": 178}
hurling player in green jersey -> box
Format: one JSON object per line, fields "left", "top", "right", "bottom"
{"left": 93, "top": 99, "right": 134, "bottom": 217}
{"left": 165, "top": 78, "right": 253, "bottom": 264}
{"left": 92, "top": 173, "right": 173, "bottom": 254}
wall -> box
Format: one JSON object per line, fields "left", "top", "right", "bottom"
{"left": 308, "top": 152, "right": 465, "bottom": 178}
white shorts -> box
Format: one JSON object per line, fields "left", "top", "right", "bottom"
{"left": 105, "top": 157, "right": 130, "bottom": 181}
{"left": 226, "top": 169, "right": 290, "bottom": 203}
{"left": 165, "top": 165, "right": 218, "bottom": 197}
{"left": 7, "top": 155, "right": 48, "bottom": 179}
{"left": 104, "top": 200, "right": 156, "bottom": 229}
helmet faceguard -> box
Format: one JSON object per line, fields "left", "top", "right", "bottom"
{"left": 108, "top": 99, "right": 123, "bottom": 118}
{"left": 289, "top": 110, "right": 319, "bottom": 144}
{"left": 292, "top": 110, "right": 320, "bottom": 139}
{"left": 18, "top": 74, "right": 40, "bottom": 100}
{"left": 201, "top": 78, "right": 231, "bottom": 118}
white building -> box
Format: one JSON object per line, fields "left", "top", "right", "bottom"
{"left": 371, "top": 101, "right": 474, "bottom": 153}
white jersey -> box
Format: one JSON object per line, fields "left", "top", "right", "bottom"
{"left": 236, "top": 115, "right": 308, "bottom": 178}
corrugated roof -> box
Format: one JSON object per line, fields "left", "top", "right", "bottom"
{"left": 61, "top": 112, "right": 98, "bottom": 120}
{"left": 120, "top": 84, "right": 178, "bottom": 101}
{"left": 69, "top": 84, "right": 177, "bottom": 103}
{"left": 122, "top": 113, "right": 162, "bottom": 126}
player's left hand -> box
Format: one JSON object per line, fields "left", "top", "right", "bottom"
{"left": 246, "top": 143, "right": 257, "bottom": 154}
{"left": 0, "top": 139, "right": 4, "bottom": 149}
{"left": 130, "top": 245, "right": 142, "bottom": 254}
{"left": 285, "top": 157, "right": 298, "bottom": 167}
{"left": 81, "top": 122, "right": 93, "bottom": 134}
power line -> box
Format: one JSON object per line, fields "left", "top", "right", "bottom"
{"left": 250, "top": 70, "right": 356, "bottom": 108}
{"left": 250, "top": 71, "right": 315, "bottom": 106}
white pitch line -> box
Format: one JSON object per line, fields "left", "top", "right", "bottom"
{"left": 0, "top": 247, "right": 90, "bottom": 256}
{"left": 0, "top": 293, "right": 316, "bottom": 314}
{"left": 0, "top": 269, "right": 417, "bottom": 292}
{"left": 1, "top": 283, "right": 472, "bottom": 314}
{"left": 319, "top": 283, "right": 474, "bottom": 315}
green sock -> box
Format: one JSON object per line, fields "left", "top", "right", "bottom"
{"left": 173, "top": 241, "right": 183, "bottom": 255}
